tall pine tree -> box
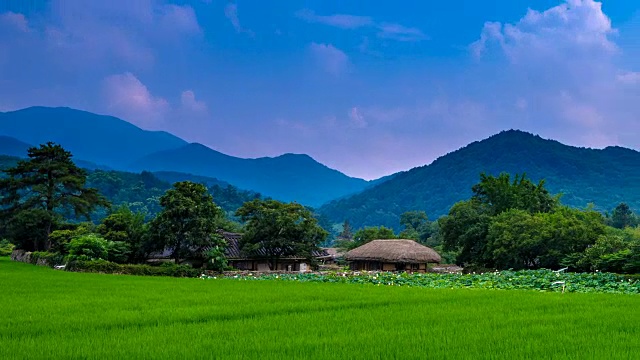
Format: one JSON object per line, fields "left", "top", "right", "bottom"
{"left": 0, "top": 142, "right": 109, "bottom": 250}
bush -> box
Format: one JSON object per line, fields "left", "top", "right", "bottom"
{"left": 0, "top": 239, "right": 15, "bottom": 257}
{"left": 66, "top": 260, "right": 202, "bottom": 277}
{"left": 68, "top": 234, "right": 109, "bottom": 261}
{"left": 107, "top": 241, "right": 131, "bottom": 264}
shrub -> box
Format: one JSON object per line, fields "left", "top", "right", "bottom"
{"left": 107, "top": 241, "right": 131, "bottom": 264}
{"left": 66, "top": 260, "right": 201, "bottom": 278}
{"left": 0, "top": 239, "right": 15, "bottom": 257}
{"left": 68, "top": 234, "right": 109, "bottom": 261}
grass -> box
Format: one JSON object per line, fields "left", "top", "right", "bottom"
{"left": 1, "top": 257, "right": 640, "bottom": 359}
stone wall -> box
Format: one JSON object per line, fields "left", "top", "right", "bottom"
{"left": 11, "top": 249, "right": 55, "bottom": 267}
{"left": 11, "top": 249, "right": 31, "bottom": 263}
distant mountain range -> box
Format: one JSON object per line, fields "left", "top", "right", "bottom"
{"left": 319, "top": 130, "right": 640, "bottom": 230}
{"left": 0, "top": 107, "right": 373, "bottom": 206}
{"left": 129, "top": 143, "right": 368, "bottom": 206}
{"left": 3, "top": 107, "right": 640, "bottom": 229}
{"left": 0, "top": 107, "right": 186, "bottom": 168}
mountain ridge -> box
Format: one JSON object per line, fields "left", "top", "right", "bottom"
{"left": 0, "top": 106, "right": 373, "bottom": 206}
{"left": 319, "top": 129, "right": 640, "bottom": 230}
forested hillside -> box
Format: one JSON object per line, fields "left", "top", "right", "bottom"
{"left": 0, "top": 156, "right": 263, "bottom": 219}
{"left": 320, "top": 130, "right": 640, "bottom": 230}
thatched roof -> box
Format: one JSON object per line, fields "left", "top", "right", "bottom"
{"left": 345, "top": 239, "right": 441, "bottom": 264}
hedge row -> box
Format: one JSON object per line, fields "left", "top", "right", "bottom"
{"left": 65, "top": 259, "right": 203, "bottom": 278}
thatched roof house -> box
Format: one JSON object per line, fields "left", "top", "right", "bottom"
{"left": 345, "top": 239, "right": 441, "bottom": 272}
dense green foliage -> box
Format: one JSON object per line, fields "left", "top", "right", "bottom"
{"left": 149, "top": 181, "right": 226, "bottom": 264}
{"left": 440, "top": 173, "right": 611, "bottom": 270}
{"left": 336, "top": 225, "right": 397, "bottom": 250}
{"left": 67, "top": 234, "right": 109, "bottom": 261}
{"left": 0, "top": 143, "right": 109, "bottom": 250}
{"left": 0, "top": 239, "right": 14, "bottom": 256}
{"left": 2, "top": 259, "right": 640, "bottom": 359}
{"left": 320, "top": 130, "right": 640, "bottom": 229}
{"left": 65, "top": 259, "right": 202, "bottom": 277}
{"left": 236, "top": 199, "right": 328, "bottom": 269}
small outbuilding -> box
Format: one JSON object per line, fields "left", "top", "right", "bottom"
{"left": 345, "top": 239, "right": 441, "bottom": 272}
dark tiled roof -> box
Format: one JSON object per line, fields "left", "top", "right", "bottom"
{"left": 220, "top": 231, "right": 330, "bottom": 260}
{"left": 150, "top": 231, "right": 330, "bottom": 260}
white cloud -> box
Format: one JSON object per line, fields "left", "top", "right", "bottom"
{"left": 468, "top": 0, "right": 640, "bottom": 149}
{"left": 296, "top": 9, "right": 373, "bottom": 29}
{"left": 102, "top": 72, "right": 169, "bottom": 128}
{"left": 377, "top": 23, "right": 427, "bottom": 42}
{"left": 617, "top": 71, "right": 640, "bottom": 85}
{"left": 471, "top": 0, "right": 616, "bottom": 62}
{"left": 296, "top": 9, "right": 426, "bottom": 42}
{"left": 158, "top": 4, "right": 201, "bottom": 35}
{"left": 309, "top": 43, "right": 349, "bottom": 75}
{"left": 181, "top": 90, "right": 207, "bottom": 113}
{"left": 225, "top": 2, "right": 253, "bottom": 36}
{"left": 348, "top": 107, "right": 367, "bottom": 128}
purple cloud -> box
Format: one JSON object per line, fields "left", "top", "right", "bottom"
{"left": 180, "top": 90, "right": 208, "bottom": 113}
{"left": 102, "top": 73, "right": 170, "bottom": 129}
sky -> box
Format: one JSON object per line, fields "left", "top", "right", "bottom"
{"left": 1, "top": 0, "right": 639, "bottom": 180}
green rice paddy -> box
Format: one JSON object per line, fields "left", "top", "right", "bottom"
{"left": 2, "top": 257, "right": 639, "bottom": 359}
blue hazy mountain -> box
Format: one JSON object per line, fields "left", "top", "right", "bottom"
{"left": 129, "top": 143, "right": 370, "bottom": 206}
{"left": 0, "top": 107, "right": 371, "bottom": 206}
{"left": 0, "top": 107, "right": 186, "bottom": 169}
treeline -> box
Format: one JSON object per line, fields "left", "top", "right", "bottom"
{"left": 1, "top": 154, "right": 267, "bottom": 221}
{"left": 0, "top": 143, "right": 327, "bottom": 271}
{"left": 335, "top": 173, "right": 640, "bottom": 274}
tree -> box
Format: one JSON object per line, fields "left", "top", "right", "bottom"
{"left": 97, "top": 206, "right": 150, "bottom": 263}
{"left": 235, "top": 199, "right": 328, "bottom": 270}
{"left": 472, "top": 172, "right": 557, "bottom": 215}
{"left": 399, "top": 211, "right": 434, "bottom": 242}
{"left": 337, "top": 226, "right": 397, "bottom": 251}
{"left": 0, "top": 143, "right": 109, "bottom": 250}
{"left": 440, "top": 200, "right": 492, "bottom": 266}
{"left": 149, "top": 181, "right": 226, "bottom": 264}
{"left": 336, "top": 220, "right": 353, "bottom": 241}
{"left": 610, "top": 203, "right": 636, "bottom": 229}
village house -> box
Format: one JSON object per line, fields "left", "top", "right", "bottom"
{"left": 150, "top": 231, "right": 331, "bottom": 272}
{"left": 345, "top": 239, "right": 441, "bottom": 273}
{"left": 221, "top": 231, "right": 331, "bottom": 271}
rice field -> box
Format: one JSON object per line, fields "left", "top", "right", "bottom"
{"left": 1, "top": 258, "right": 640, "bottom": 359}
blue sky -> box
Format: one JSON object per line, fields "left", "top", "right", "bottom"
{"left": 1, "top": 1, "right": 639, "bottom": 179}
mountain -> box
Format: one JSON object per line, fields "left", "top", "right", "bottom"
{"left": 319, "top": 130, "right": 640, "bottom": 230}
{"left": 0, "top": 106, "right": 371, "bottom": 206}
{"left": 0, "top": 135, "right": 110, "bottom": 170}
{"left": 130, "top": 143, "right": 369, "bottom": 206}
{"left": 0, "top": 107, "right": 186, "bottom": 169}
{"left": 0, "top": 136, "right": 31, "bottom": 157}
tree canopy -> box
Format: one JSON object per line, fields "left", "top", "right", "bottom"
{"left": 0, "top": 143, "right": 109, "bottom": 250}
{"left": 148, "top": 181, "right": 226, "bottom": 264}
{"left": 235, "top": 199, "right": 327, "bottom": 269}
{"left": 441, "top": 173, "right": 605, "bottom": 270}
